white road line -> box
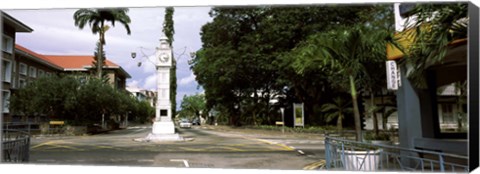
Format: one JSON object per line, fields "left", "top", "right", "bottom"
{"left": 138, "top": 159, "right": 154, "bottom": 162}
{"left": 170, "top": 159, "right": 189, "bottom": 167}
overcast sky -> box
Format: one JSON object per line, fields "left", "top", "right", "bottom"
{"left": 4, "top": 7, "right": 212, "bottom": 109}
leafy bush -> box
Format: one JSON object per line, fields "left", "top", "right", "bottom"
{"left": 363, "top": 131, "right": 391, "bottom": 141}
{"left": 246, "top": 125, "right": 339, "bottom": 134}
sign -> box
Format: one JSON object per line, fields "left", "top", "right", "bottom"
{"left": 49, "top": 121, "right": 64, "bottom": 125}
{"left": 293, "top": 103, "right": 304, "bottom": 127}
{"left": 386, "top": 60, "right": 399, "bottom": 90}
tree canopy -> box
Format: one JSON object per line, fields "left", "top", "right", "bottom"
{"left": 191, "top": 5, "right": 390, "bottom": 126}
{"left": 10, "top": 75, "right": 151, "bottom": 126}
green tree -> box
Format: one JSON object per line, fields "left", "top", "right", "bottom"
{"left": 10, "top": 75, "right": 140, "bottom": 127}
{"left": 321, "top": 96, "right": 352, "bottom": 133}
{"left": 10, "top": 75, "right": 80, "bottom": 122}
{"left": 291, "top": 25, "right": 390, "bottom": 141}
{"left": 179, "top": 94, "right": 206, "bottom": 121}
{"left": 162, "top": 7, "right": 177, "bottom": 119}
{"left": 193, "top": 6, "right": 372, "bottom": 126}
{"left": 132, "top": 100, "right": 155, "bottom": 123}
{"left": 399, "top": 3, "right": 467, "bottom": 88}
{"left": 73, "top": 8, "right": 131, "bottom": 79}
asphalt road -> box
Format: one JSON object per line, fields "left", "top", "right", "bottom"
{"left": 27, "top": 125, "right": 325, "bottom": 170}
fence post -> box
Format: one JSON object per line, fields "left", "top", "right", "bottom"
{"left": 325, "top": 136, "right": 331, "bottom": 169}
{"left": 28, "top": 122, "right": 31, "bottom": 135}
{"left": 439, "top": 154, "right": 445, "bottom": 172}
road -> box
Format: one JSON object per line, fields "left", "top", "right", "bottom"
{"left": 28, "top": 125, "right": 325, "bottom": 170}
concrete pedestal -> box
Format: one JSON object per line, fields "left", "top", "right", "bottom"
{"left": 152, "top": 121, "right": 175, "bottom": 134}
{"left": 134, "top": 121, "right": 184, "bottom": 142}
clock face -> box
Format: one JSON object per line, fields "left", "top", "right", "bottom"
{"left": 159, "top": 52, "right": 169, "bottom": 63}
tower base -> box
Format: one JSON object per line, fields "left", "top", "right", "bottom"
{"left": 134, "top": 121, "right": 184, "bottom": 142}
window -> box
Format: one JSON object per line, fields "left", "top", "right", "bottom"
{"left": 19, "top": 63, "right": 27, "bottom": 75}
{"left": 19, "top": 78, "right": 26, "bottom": 88}
{"left": 441, "top": 104, "right": 454, "bottom": 124}
{"left": 46, "top": 72, "right": 52, "bottom": 77}
{"left": 2, "top": 59, "right": 12, "bottom": 83}
{"left": 2, "top": 90, "right": 10, "bottom": 113}
{"left": 160, "top": 109, "right": 168, "bottom": 116}
{"left": 13, "top": 61, "right": 16, "bottom": 73}
{"left": 2, "top": 35, "right": 13, "bottom": 53}
{"left": 29, "top": 66, "right": 37, "bottom": 77}
{"left": 38, "top": 69, "right": 45, "bottom": 77}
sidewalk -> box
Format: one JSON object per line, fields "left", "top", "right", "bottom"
{"left": 197, "top": 124, "right": 325, "bottom": 140}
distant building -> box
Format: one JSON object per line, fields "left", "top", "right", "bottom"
{"left": 126, "top": 86, "right": 156, "bottom": 107}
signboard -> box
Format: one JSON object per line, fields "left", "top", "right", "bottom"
{"left": 386, "top": 60, "right": 399, "bottom": 90}
{"left": 293, "top": 103, "right": 304, "bottom": 127}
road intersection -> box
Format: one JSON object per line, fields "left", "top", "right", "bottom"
{"left": 28, "top": 125, "right": 325, "bottom": 170}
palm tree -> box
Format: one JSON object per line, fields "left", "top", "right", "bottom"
{"left": 321, "top": 96, "right": 352, "bottom": 134}
{"left": 292, "top": 25, "right": 389, "bottom": 141}
{"left": 73, "top": 8, "right": 131, "bottom": 79}
{"left": 400, "top": 3, "right": 468, "bottom": 88}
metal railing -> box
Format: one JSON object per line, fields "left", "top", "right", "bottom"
{"left": 3, "top": 122, "right": 40, "bottom": 135}
{"left": 325, "top": 136, "right": 468, "bottom": 172}
{"left": 2, "top": 130, "right": 30, "bottom": 162}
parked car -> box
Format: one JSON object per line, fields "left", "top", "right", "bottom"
{"left": 179, "top": 119, "right": 192, "bottom": 128}
{"left": 192, "top": 118, "right": 201, "bottom": 125}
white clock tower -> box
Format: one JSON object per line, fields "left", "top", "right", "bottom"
{"left": 143, "top": 35, "right": 182, "bottom": 141}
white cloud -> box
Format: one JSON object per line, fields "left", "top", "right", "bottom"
{"left": 143, "top": 74, "right": 157, "bottom": 90}
{"left": 178, "top": 73, "right": 196, "bottom": 85}
{"left": 127, "top": 80, "right": 140, "bottom": 87}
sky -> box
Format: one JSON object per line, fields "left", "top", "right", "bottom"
{"left": 4, "top": 6, "right": 213, "bottom": 110}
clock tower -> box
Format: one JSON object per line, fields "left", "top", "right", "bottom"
{"left": 143, "top": 35, "right": 182, "bottom": 141}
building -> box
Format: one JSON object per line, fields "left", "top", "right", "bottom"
{"left": 41, "top": 55, "right": 131, "bottom": 90}
{"left": 2, "top": 11, "right": 33, "bottom": 123}
{"left": 2, "top": 11, "right": 131, "bottom": 124}
{"left": 126, "top": 86, "right": 157, "bottom": 107}
{"left": 385, "top": 3, "right": 468, "bottom": 157}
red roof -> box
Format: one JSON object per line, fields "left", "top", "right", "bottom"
{"left": 43, "top": 55, "right": 119, "bottom": 69}
{"left": 15, "top": 44, "right": 119, "bottom": 69}
{"left": 15, "top": 44, "right": 130, "bottom": 78}
{"left": 16, "top": 44, "right": 50, "bottom": 61}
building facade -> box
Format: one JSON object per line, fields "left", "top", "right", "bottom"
{"left": 2, "top": 11, "right": 131, "bottom": 124}
{"left": 2, "top": 11, "right": 33, "bottom": 123}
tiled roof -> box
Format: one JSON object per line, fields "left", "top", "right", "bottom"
{"left": 14, "top": 44, "right": 131, "bottom": 78}
{"left": 43, "top": 55, "right": 119, "bottom": 69}
{"left": 15, "top": 44, "right": 63, "bottom": 70}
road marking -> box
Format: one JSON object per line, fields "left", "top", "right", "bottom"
{"left": 170, "top": 159, "right": 189, "bottom": 168}
{"left": 303, "top": 160, "right": 326, "bottom": 170}
{"left": 138, "top": 159, "right": 154, "bottom": 162}
{"left": 220, "top": 146, "right": 245, "bottom": 152}
{"left": 179, "top": 147, "right": 203, "bottom": 152}
{"left": 32, "top": 140, "right": 85, "bottom": 151}
{"left": 95, "top": 145, "right": 118, "bottom": 150}
{"left": 249, "top": 138, "right": 295, "bottom": 151}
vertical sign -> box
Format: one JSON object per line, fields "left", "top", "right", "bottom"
{"left": 386, "top": 60, "right": 399, "bottom": 90}
{"left": 293, "top": 103, "right": 304, "bottom": 127}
